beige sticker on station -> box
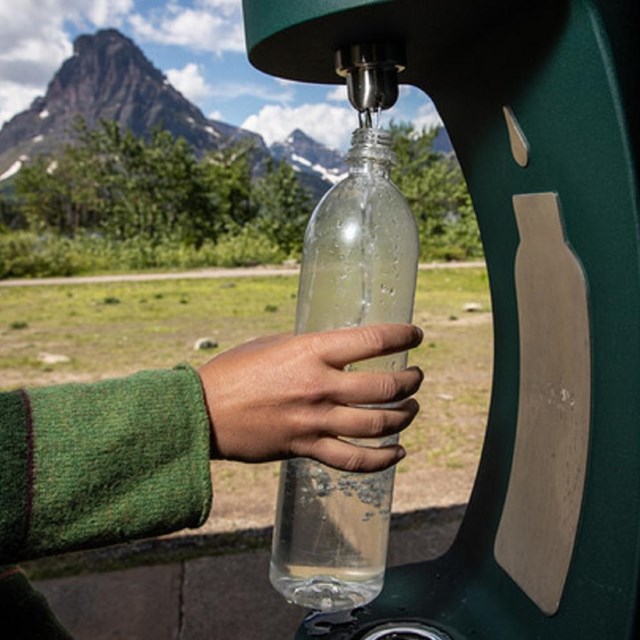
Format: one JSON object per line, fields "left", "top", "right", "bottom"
{"left": 494, "top": 192, "right": 591, "bottom": 615}
{"left": 503, "top": 106, "right": 530, "bottom": 167}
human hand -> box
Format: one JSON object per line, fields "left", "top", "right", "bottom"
{"left": 198, "top": 323, "right": 423, "bottom": 473}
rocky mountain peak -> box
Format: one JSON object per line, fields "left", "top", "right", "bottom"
{"left": 0, "top": 28, "right": 265, "bottom": 179}
{"left": 46, "top": 29, "right": 170, "bottom": 126}
{"left": 270, "top": 128, "right": 347, "bottom": 186}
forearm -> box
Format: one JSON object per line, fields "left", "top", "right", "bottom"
{"left": 0, "top": 366, "right": 212, "bottom": 564}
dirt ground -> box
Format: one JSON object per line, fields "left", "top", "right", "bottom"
{"left": 3, "top": 264, "right": 491, "bottom": 567}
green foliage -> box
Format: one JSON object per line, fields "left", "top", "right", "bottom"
{"left": 201, "top": 143, "right": 257, "bottom": 235}
{"left": 205, "top": 226, "right": 285, "bottom": 267}
{"left": 14, "top": 118, "right": 230, "bottom": 247}
{"left": 0, "top": 183, "right": 23, "bottom": 231}
{"left": 0, "top": 229, "right": 287, "bottom": 277}
{"left": 390, "top": 122, "right": 482, "bottom": 261}
{"left": 0, "top": 232, "right": 85, "bottom": 278}
{"left": 3, "top": 117, "right": 482, "bottom": 279}
{"left": 252, "top": 159, "right": 311, "bottom": 257}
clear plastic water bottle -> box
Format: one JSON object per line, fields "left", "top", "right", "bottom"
{"left": 269, "top": 125, "right": 419, "bottom": 612}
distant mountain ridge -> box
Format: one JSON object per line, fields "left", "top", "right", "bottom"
{"left": 0, "top": 28, "right": 452, "bottom": 198}
{"left": 0, "top": 29, "right": 344, "bottom": 198}
{"left": 270, "top": 129, "right": 348, "bottom": 186}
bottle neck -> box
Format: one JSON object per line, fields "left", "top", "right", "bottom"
{"left": 350, "top": 159, "right": 391, "bottom": 179}
{"left": 346, "top": 127, "right": 395, "bottom": 179}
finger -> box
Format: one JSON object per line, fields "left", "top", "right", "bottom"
{"left": 308, "top": 324, "right": 423, "bottom": 368}
{"left": 328, "top": 366, "right": 424, "bottom": 405}
{"left": 301, "top": 437, "right": 407, "bottom": 473}
{"left": 316, "top": 398, "right": 420, "bottom": 439}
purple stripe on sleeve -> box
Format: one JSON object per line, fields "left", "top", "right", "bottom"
{"left": 0, "top": 567, "right": 23, "bottom": 582}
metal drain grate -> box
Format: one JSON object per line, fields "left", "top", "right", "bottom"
{"left": 360, "top": 622, "right": 452, "bottom": 640}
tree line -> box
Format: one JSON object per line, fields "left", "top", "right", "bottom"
{"left": 0, "top": 118, "right": 482, "bottom": 278}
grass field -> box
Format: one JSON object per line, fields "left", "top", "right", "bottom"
{"left": 0, "top": 266, "right": 493, "bottom": 531}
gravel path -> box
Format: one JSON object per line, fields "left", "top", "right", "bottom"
{"left": 0, "top": 261, "right": 485, "bottom": 287}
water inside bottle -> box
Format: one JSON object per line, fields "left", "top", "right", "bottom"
{"left": 270, "top": 457, "right": 396, "bottom": 611}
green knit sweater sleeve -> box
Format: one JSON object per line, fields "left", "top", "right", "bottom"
{"left": 0, "top": 366, "right": 212, "bottom": 563}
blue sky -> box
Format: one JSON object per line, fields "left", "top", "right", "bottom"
{"left": 0, "top": 0, "right": 441, "bottom": 151}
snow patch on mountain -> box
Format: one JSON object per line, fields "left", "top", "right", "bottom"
{"left": 291, "top": 153, "right": 311, "bottom": 168}
{"left": 271, "top": 129, "right": 347, "bottom": 194}
{"left": 0, "top": 160, "right": 22, "bottom": 182}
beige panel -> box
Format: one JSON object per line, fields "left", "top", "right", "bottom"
{"left": 503, "top": 106, "right": 530, "bottom": 168}
{"left": 494, "top": 192, "right": 591, "bottom": 615}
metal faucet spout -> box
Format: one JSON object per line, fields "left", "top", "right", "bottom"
{"left": 335, "top": 42, "right": 405, "bottom": 125}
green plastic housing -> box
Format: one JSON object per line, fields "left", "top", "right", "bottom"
{"left": 242, "top": 1, "right": 639, "bottom": 638}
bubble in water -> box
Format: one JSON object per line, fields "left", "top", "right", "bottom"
{"left": 380, "top": 284, "right": 395, "bottom": 297}
{"left": 309, "top": 466, "right": 334, "bottom": 498}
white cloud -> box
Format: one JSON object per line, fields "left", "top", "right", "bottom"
{"left": 0, "top": 0, "right": 133, "bottom": 127}
{"left": 412, "top": 101, "right": 443, "bottom": 133}
{"left": 242, "top": 103, "right": 358, "bottom": 151}
{"left": 84, "top": 0, "right": 133, "bottom": 27}
{"left": 210, "top": 81, "right": 295, "bottom": 104}
{"left": 0, "top": 33, "right": 72, "bottom": 86}
{"left": 129, "top": 3, "right": 245, "bottom": 54}
{"left": 166, "top": 62, "right": 212, "bottom": 102}
{"left": 326, "top": 85, "right": 348, "bottom": 103}
{"left": 200, "top": 0, "right": 242, "bottom": 17}
{"left": 0, "top": 82, "right": 42, "bottom": 128}
{"left": 208, "top": 110, "right": 224, "bottom": 121}
{"left": 275, "top": 77, "right": 296, "bottom": 88}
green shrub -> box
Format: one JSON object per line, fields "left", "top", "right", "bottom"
{"left": 204, "top": 226, "right": 285, "bottom": 267}
{"left": 426, "top": 245, "right": 470, "bottom": 262}
{"left": 0, "top": 232, "right": 87, "bottom": 278}
{"left": 0, "top": 228, "right": 291, "bottom": 279}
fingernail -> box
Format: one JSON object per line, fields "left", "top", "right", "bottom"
{"left": 396, "top": 447, "right": 406, "bottom": 461}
